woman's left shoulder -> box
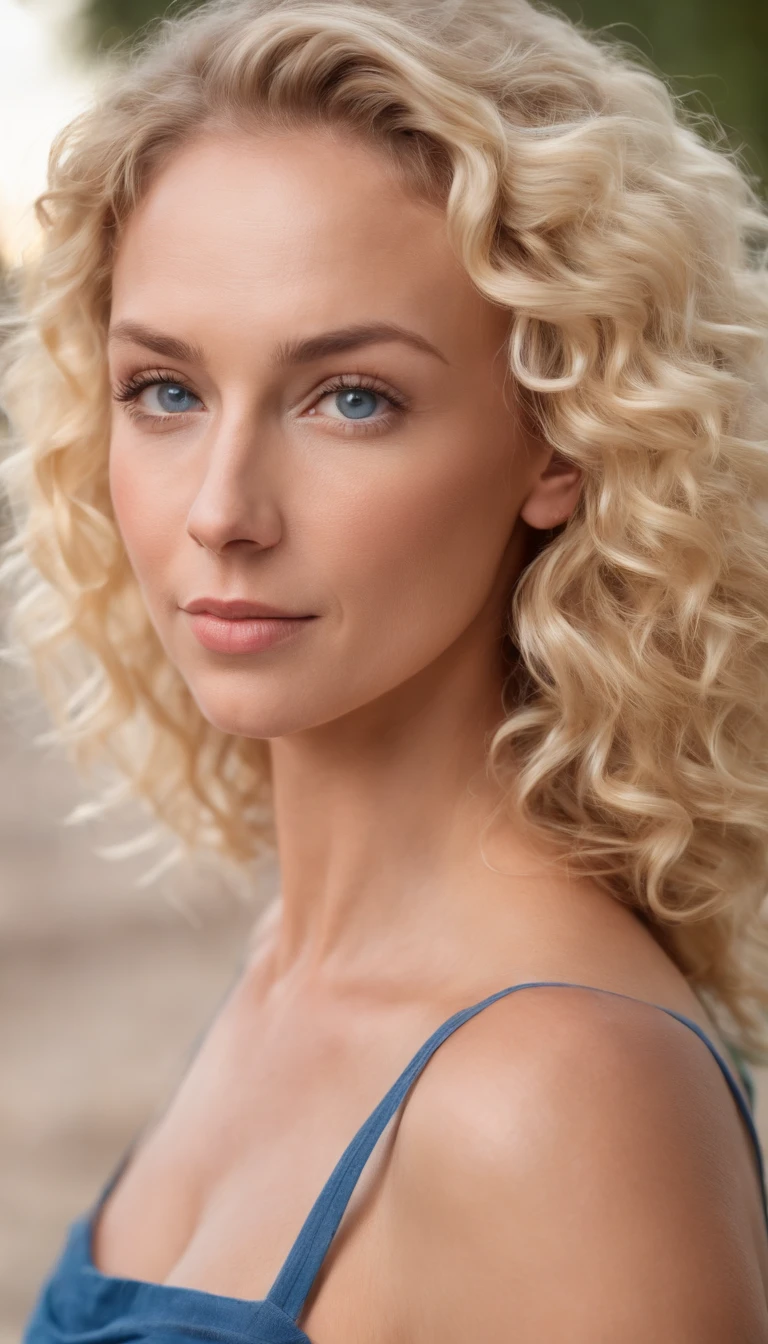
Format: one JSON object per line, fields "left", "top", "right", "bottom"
{"left": 400, "top": 979, "right": 746, "bottom": 1148}
{"left": 384, "top": 984, "right": 768, "bottom": 1343}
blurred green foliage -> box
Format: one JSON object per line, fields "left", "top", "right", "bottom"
{"left": 78, "top": 0, "right": 203, "bottom": 49}
{"left": 78, "top": 0, "right": 767, "bottom": 188}
{"left": 557, "top": 0, "right": 768, "bottom": 190}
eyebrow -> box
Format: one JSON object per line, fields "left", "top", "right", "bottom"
{"left": 107, "top": 319, "right": 449, "bottom": 367}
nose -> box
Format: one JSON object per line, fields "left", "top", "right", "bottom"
{"left": 185, "top": 426, "right": 283, "bottom": 555}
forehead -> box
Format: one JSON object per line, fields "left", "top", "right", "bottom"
{"left": 110, "top": 127, "right": 497, "bottom": 348}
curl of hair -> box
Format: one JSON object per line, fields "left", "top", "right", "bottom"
{"left": 2, "top": 0, "right": 768, "bottom": 1058}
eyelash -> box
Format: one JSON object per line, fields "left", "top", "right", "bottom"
{"left": 111, "top": 368, "right": 409, "bottom": 437}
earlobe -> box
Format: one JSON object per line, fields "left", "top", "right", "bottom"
{"left": 519, "top": 451, "right": 582, "bottom": 531}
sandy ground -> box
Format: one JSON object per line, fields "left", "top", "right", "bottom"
{"left": 2, "top": 676, "right": 768, "bottom": 1341}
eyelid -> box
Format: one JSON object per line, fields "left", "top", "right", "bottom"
{"left": 307, "top": 370, "right": 408, "bottom": 411}
{"left": 111, "top": 367, "right": 410, "bottom": 432}
{"left": 111, "top": 363, "right": 407, "bottom": 399}
{"left": 111, "top": 366, "right": 204, "bottom": 404}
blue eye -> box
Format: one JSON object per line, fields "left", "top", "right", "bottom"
{"left": 312, "top": 375, "right": 407, "bottom": 432}
{"left": 151, "top": 383, "right": 198, "bottom": 413}
{"left": 112, "top": 373, "right": 203, "bottom": 419}
{"left": 333, "top": 387, "right": 379, "bottom": 419}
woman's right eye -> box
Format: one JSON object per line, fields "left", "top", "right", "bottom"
{"left": 112, "top": 374, "right": 204, "bottom": 423}
{"left": 138, "top": 382, "right": 201, "bottom": 415}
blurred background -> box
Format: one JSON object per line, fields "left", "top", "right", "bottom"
{"left": 0, "top": 0, "right": 767, "bottom": 1338}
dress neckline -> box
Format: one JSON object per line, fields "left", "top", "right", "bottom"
{"left": 70, "top": 980, "right": 768, "bottom": 1329}
{"left": 65, "top": 1208, "right": 314, "bottom": 1341}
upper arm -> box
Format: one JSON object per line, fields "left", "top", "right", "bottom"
{"left": 386, "top": 988, "right": 768, "bottom": 1343}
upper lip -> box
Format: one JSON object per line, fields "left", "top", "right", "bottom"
{"left": 182, "top": 597, "right": 313, "bottom": 619}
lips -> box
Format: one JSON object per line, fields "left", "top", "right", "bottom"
{"left": 185, "top": 608, "right": 315, "bottom": 654}
{"left": 182, "top": 597, "right": 312, "bottom": 619}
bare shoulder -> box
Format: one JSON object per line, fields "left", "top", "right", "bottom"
{"left": 384, "top": 985, "right": 768, "bottom": 1344}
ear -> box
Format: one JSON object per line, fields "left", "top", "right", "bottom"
{"left": 519, "top": 449, "right": 582, "bottom": 531}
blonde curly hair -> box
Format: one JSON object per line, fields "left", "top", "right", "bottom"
{"left": 2, "top": 0, "right": 768, "bottom": 1061}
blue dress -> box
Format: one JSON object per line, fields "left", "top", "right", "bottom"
{"left": 23, "top": 980, "right": 768, "bottom": 1344}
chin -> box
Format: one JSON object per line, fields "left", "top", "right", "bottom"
{"left": 184, "top": 674, "right": 332, "bottom": 739}
{"left": 189, "top": 695, "right": 309, "bottom": 739}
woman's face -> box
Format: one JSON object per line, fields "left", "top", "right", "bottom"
{"left": 108, "top": 126, "right": 577, "bottom": 738}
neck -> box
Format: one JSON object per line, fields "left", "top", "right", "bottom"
{"left": 262, "top": 623, "right": 560, "bottom": 994}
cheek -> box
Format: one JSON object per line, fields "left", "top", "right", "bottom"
{"left": 313, "top": 432, "right": 519, "bottom": 662}
{"left": 108, "top": 434, "right": 178, "bottom": 581}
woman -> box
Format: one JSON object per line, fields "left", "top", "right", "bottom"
{"left": 3, "top": 0, "right": 768, "bottom": 1338}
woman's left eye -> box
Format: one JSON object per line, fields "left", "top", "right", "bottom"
{"left": 304, "top": 376, "right": 407, "bottom": 435}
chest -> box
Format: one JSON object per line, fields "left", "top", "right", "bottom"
{"left": 88, "top": 995, "right": 417, "bottom": 1341}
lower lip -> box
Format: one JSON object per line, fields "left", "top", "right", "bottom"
{"left": 186, "top": 613, "right": 316, "bottom": 654}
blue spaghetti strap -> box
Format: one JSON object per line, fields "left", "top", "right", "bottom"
{"left": 266, "top": 979, "right": 768, "bottom": 1324}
